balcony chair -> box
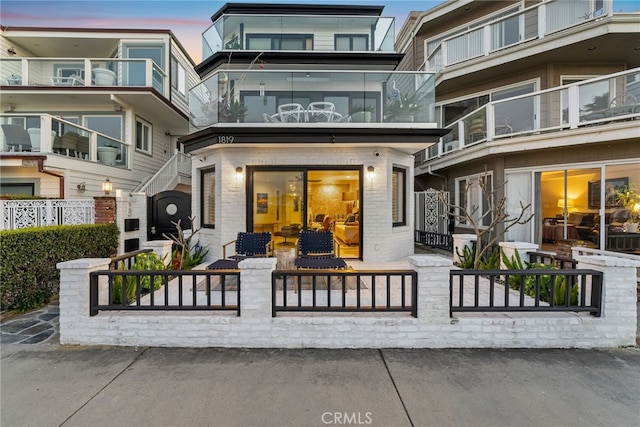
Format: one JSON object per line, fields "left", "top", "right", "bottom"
{"left": 294, "top": 230, "right": 347, "bottom": 269}
{"left": 263, "top": 113, "right": 282, "bottom": 123}
{"left": 307, "top": 102, "right": 335, "bottom": 122}
{"left": 277, "top": 103, "right": 305, "bottom": 122}
{"left": 53, "top": 131, "right": 80, "bottom": 157}
{"left": 207, "top": 231, "right": 273, "bottom": 270}
{"left": 607, "top": 94, "right": 638, "bottom": 117}
{"left": 50, "top": 75, "right": 84, "bottom": 86}
{"left": 1, "top": 124, "right": 32, "bottom": 152}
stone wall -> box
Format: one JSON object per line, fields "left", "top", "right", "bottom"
{"left": 58, "top": 254, "right": 638, "bottom": 348}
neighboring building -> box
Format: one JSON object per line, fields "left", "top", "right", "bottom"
{"left": 398, "top": 0, "right": 640, "bottom": 254}
{"left": 0, "top": 27, "right": 198, "bottom": 249}
{"left": 180, "top": 3, "right": 447, "bottom": 263}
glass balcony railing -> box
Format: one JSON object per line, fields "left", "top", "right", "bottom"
{"left": 423, "top": 68, "right": 640, "bottom": 161}
{"left": 0, "top": 58, "right": 166, "bottom": 95}
{"left": 0, "top": 114, "right": 129, "bottom": 168}
{"left": 425, "top": 0, "right": 633, "bottom": 73}
{"left": 202, "top": 14, "right": 395, "bottom": 59}
{"left": 189, "top": 70, "right": 436, "bottom": 131}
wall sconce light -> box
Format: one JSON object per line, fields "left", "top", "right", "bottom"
{"left": 102, "top": 178, "right": 112, "bottom": 195}
{"left": 235, "top": 166, "right": 243, "bottom": 183}
{"left": 76, "top": 182, "right": 86, "bottom": 192}
{"left": 7, "top": 47, "right": 16, "bottom": 55}
{"left": 366, "top": 166, "right": 375, "bottom": 184}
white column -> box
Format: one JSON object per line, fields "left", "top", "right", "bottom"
{"left": 409, "top": 255, "right": 453, "bottom": 321}
{"left": 239, "top": 257, "right": 277, "bottom": 318}
{"left": 452, "top": 234, "right": 477, "bottom": 265}
{"left": 499, "top": 241, "right": 539, "bottom": 269}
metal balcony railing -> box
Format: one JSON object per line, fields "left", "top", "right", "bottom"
{"left": 424, "top": 0, "right": 622, "bottom": 73}
{"left": 0, "top": 114, "right": 129, "bottom": 168}
{"left": 202, "top": 13, "right": 395, "bottom": 59}
{"left": 423, "top": 67, "right": 640, "bottom": 161}
{"left": 0, "top": 58, "right": 166, "bottom": 95}
{"left": 189, "top": 70, "right": 437, "bottom": 132}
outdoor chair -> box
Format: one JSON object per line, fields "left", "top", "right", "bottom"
{"left": 277, "top": 103, "right": 305, "bottom": 122}
{"left": 208, "top": 231, "right": 272, "bottom": 270}
{"left": 294, "top": 230, "right": 347, "bottom": 269}
{"left": 1, "top": 124, "right": 32, "bottom": 152}
{"left": 307, "top": 102, "right": 335, "bottom": 122}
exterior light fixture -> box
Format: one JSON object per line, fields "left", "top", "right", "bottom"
{"left": 7, "top": 47, "right": 16, "bottom": 55}
{"left": 76, "top": 182, "right": 86, "bottom": 192}
{"left": 102, "top": 178, "right": 112, "bottom": 195}
{"left": 235, "top": 167, "right": 243, "bottom": 184}
{"left": 366, "top": 166, "right": 375, "bottom": 183}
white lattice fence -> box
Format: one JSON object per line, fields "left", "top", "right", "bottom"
{"left": 1, "top": 199, "right": 95, "bottom": 230}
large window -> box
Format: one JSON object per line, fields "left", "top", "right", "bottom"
{"left": 335, "top": 34, "right": 369, "bottom": 51}
{"left": 246, "top": 34, "right": 313, "bottom": 50}
{"left": 135, "top": 117, "right": 152, "bottom": 155}
{"left": 456, "top": 172, "right": 493, "bottom": 227}
{"left": 392, "top": 167, "right": 407, "bottom": 226}
{"left": 171, "top": 57, "right": 187, "bottom": 96}
{"left": 201, "top": 168, "right": 216, "bottom": 228}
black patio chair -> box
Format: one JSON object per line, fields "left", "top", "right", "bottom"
{"left": 207, "top": 232, "right": 272, "bottom": 270}
{"left": 294, "top": 230, "right": 347, "bottom": 269}
{"left": 1, "top": 124, "right": 32, "bottom": 152}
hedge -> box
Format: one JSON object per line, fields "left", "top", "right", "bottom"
{"left": 0, "top": 223, "right": 119, "bottom": 312}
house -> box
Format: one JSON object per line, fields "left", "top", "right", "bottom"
{"left": 0, "top": 26, "right": 198, "bottom": 249}
{"left": 397, "top": 0, "right": 640, "bottom": 255}
{"left": 179, "top": 3, "right": 447, "bottom": 263}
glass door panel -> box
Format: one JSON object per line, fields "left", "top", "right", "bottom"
{"left": 251, "top": 170, "right": 304, "bottom": 237}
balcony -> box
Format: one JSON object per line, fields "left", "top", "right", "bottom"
{"left": 1, "top": 114, "right": 129, "bottom": 168}
{"left": 0, "top": 58, "right": 166, "bottom": 95}
{"left": 189, "top": 70, "right": 436, "bottom": 131}
{"left": 424, "top": 68, "right": 640, "bottom": 160}
{"left": 424, "top": 0, "right": 637, "bottom": 73}
{"left": 202, "top": 13, "right": 395, "bottom": 59}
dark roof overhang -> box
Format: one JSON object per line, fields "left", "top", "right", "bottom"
{"left": 195, "top": 51, "right": 405, "bottom": 77}
{"left": 179, "top": 125, "right": 449, "bottom": 155}
{"left": 210, "top": 3, "right": 385, "bottom": 22}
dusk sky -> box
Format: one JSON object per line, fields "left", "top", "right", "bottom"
{"left": 1, "top": 0, "right": 446, "bottom": 63}
{"left": 2, "top": 0, "right": 639, "bottom": 63}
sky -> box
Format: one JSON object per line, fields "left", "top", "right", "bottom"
{"left": 0, "top": 0, "right": 446, "bottom": 63}
{"left": 2, "top": 0, "right": 639, "bottom": 63}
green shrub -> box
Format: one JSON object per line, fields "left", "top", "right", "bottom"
{"left": 112, "top": 252, "right": 166, "bottom": 304}
{"left": 455, "top": 244, "right": 476, "bottom": 269}
{"left": 0, "top": 224, "right": 118, "bottom": 311}
{"left": 524, "top": 262, "right": 578, "bottom": 305}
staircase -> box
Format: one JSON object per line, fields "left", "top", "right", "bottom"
{"left": 132, "top": 151, "right": 192, "bottom": 196}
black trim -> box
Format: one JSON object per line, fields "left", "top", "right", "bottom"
{"left": 180, "top": 126, "right": 449, "bottom": 153}
{"left": 210, "top": 4, "right": 384, "bottom": 23}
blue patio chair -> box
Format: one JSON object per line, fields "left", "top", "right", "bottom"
{"left": 294, "top": 230, "right": 347, "bottom": 269}
{"left": 208, "top": 232, "right": 272, "bottom": 270}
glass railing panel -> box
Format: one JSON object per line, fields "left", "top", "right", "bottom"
{"left": 190, "top": 71, "right": 436, "bottom": 131}
{"left": 426, "top": 141, "right": 440, "bottom": 159}
{"left": 0, "top": 59, "right": 23, "bottom": 85}
{"left": 49, "top": 119, "right": 90, "bottom": 159}
{"left": 577, "top": 79, "right": 611, "bottom": 122}
{"left": 545, "top": 0, "right": 604, "bottom": 34}
{"left": 202, "top": 14, "right": 395, "bottom": 58}
{"left": 493, "top": 96, "right": 535, "bottom": 135}
{"left": 27, "top": 59, "right": 88, "bottom": 86}
{"left": 463, "top": 107, "right": 487, "bottom": 145}
{"left": 490, "top": 14, "right": 521, "bottom": 51}
{"left": 0, "top": 115, "right": 44, "bottom": 152}
{"left": 441, "top": 123, "right": 459, "bottom": 153}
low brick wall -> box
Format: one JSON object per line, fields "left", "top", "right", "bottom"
{"left": 57, "top": 254, "right": 638, "bottom": 348}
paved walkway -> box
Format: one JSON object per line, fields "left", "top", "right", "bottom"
{"left": 0, "top": 299, "right": 59, "bottom": 345}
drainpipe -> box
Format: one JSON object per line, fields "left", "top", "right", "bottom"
{"left": 427, "top": 165, "right": 448, "bottom": 189}
{"left": 37, "top": 158, "right": 64, "bottom": 198}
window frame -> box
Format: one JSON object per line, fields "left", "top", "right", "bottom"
{"left": 392, "top": 166, "right": 407, "bottom": 227}
{"left": 246, "top": 33, "right": 314, "bottom": 50}
{"left": 170, "top": 56, "right": 187, "bottom": 97}
{"left": 200, "top": 167, "right": 216, "bottom": 229}
{"left": 335, "top": 34, "right": 369, "bottom": 51}
{"left": 135, "top": 116, "right": 152, "bottom": 155}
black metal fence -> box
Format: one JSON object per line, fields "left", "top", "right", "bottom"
{"left": 529, "top": 251, "right": 577, "bottom": 269}
{"left": 272, "top": 269, "right": 417, "bottom": 317}
{"left": 450, "top": 269, "right": 602, "bottom": 317}
{"left": 90, "top": 269, "right": 240, "bottom": 316}
{"left": 415, "top": 230, "right": 453, "bottom": 252}
{"left": 109, "top": 248, "right": 152, "bottom": 270}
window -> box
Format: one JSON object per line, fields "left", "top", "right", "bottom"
{"left": 201, "top": 168, "right": 216, "bottom": 228}
{"left": 392, "top": 167, "right": 407, "bottom": 226}
{"left": 135, "top": 117, "right": 152, "bottom": 154}
{"left": 335, "top": 34, "right": 369, "bottom": 51}
{"left": 456, "top": 173, "right": 493, "bottom": 227}
{"left": 171, "top": 57, "right": 186, "bottom": 96}
{"left": 84, "top": 116, "right": 122, "bottom": 140}
{"left": 246, "top": 34, "right": 313, "bottom": 50}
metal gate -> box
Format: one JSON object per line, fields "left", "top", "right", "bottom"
{"left": 414, "top": 189, "right": 452, "bottom": 251}
{"left": 148, "top": 190, "right": 191, "bottom": 240}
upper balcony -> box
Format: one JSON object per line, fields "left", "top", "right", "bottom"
{"left": 189, "top": 70, "right": 436, "bottom": 132}
{"left": 423, "top": 0, "right": 639, "bottom": 75}
{"left": 1, "top": 114, "right": 129, "bottom": 169}
{"left": 418, "top": 67, "right": 640, "bottom": 164}
{"left": 1, "top": 57, "right": 166, "bottom": 95}
{"left": 202, "top": 13, "right": 395, "bottom": 60}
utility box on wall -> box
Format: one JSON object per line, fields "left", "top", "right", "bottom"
{"left": 124, "top": 218, "right": 140, "bottom": 231}
{"left": 124, "top": 238, "right": 140, "bottom": 252}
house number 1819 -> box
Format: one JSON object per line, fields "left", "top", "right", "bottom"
{"left": 218, "top": 136, "right": 234, "bottom": 144}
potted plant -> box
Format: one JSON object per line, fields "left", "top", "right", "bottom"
{"left": 384, "top": 93, "right": 422, "bottom": 122}
{"left": 97, "top": 144, "right": 119, "bottom": 165}
{"left": 616, "top": 183, "right": 640, "bottom": 232}
{"left": 222, "top": 100, "right": 248, "bottom": 123}
{"left": 349, "top": 105, "right": 375, "bottom": 123}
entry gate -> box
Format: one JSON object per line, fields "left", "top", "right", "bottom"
{"left": 414, "top": 189, "right": 452, "bottom": 251}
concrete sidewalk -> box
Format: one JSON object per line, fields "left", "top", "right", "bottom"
{"left": 2, "top": 345, "right": 639, "bottom": 427}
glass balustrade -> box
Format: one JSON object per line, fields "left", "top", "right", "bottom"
{"left": 202, "top": 14, "right": 395, "bottom": 59}
{"left": 189, "top": 70, "right": 436, "bottom": 131}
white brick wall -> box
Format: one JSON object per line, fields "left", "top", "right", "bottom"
{"left": 58, "top": 253, "right": 639, "bottom": 348}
